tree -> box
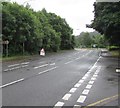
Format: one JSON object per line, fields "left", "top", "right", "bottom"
{"left": 89, "top": 2, "right": 120, "bottom": 45}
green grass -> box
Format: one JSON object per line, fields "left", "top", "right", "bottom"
{"left": 1, "top": 55, "right": 33, "bottom": 62}
{"left": 110, "top": 50, "right": 119, "bottom": 57}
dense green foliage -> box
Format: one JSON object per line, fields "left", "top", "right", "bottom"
{"left": 75, "top": 31, "right": 106, "bottom": 48}
{"left": 89, "top": 2, "right": 120, "bottom": 45}
{"left": 2, "top": 2, "right": 75, "bottom": 56}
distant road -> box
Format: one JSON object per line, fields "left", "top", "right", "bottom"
{"left": 2, "top": 49, "right": 119, "bottom": 107}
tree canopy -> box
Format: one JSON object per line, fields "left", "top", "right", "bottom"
{"left": 2, "top": 2, "right": 75, "bottom": 56}
{"left": 89, "top": 2, "right": 120, "bottom": 45}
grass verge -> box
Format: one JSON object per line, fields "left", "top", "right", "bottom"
{"left": 110, "top": 50, "right": 119, "bottom": 57}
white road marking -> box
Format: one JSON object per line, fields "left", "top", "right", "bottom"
{"left": 34, "top": 64, "right": 48, "bottom": 69}
{"left": 94, "top": 72, "right": 98, "bottom": 75}
{"left": 77, "top": 95, "right": 86, "bottom": 103}
{"left": 86, "top": 84, "right": 92, "bottom": 89}
{"left": 74, "top": 83, "right": 81, "bottom": 88}
{"left": 116, "top": 69, "right": 120, "bottom": 72}
{"left": 62, "top": 93, "right": 71, "bottom": 100}
{"left": 65, "top": 61, "right": 73, "bottom": 64}
{"left": 84, "top": 74, "right": 89, "bottom": 77}
{"left": 88, "top": 81, "right": 94, "bottom": 84}
{"left": 21, "top": 65, "right": 28, "bottom": 68}
{"left": 78, "top": 79, "right": 84, "bottom": 83}
{"left": 73, "top": 105, "right": 81, "bottom": 108}
{"left": 87, "top": 71, "right": 91, "bottom": 74}
{"left": 93, "top": 74, "right": 98, "bottom": 77}
{"left": 82, "top": 89, "right": 90, "bottom": 95}
{"left": 69, "top": 88, "right": 77, "bottom": 93}
{"left": 21, "top": 62, "right": 29, "bottom": 65}
{"left": 50, "top": 63, "right": 55, "bottom": 65}
{"left": 38, "top": 67, "right": 57, "bottom": 75}
{"left": 91, "top": 77, "right": 96, "bottom": 80}
{"left": 54, "top": 102, "right": 64, "bottom": 106}
{"left": 82, "top": 76, "right": 87, "bottom": 80}
{"left": 8, "top": 64, "right": 20, "bottom": 67}
{"left": 3, "top": 69, "right": 9, "bottom": 72}
{"left": 75, "top": 57, "right": 81, "bottom": 60}
{"left": 0, "top": 78, "right": 24, "bottom": 88}
{"left": 38, "top": 61, "right": 46, "bottom": 64}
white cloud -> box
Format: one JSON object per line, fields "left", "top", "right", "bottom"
{"left": 11, "top": 0, "right": 96, "bottom": 35}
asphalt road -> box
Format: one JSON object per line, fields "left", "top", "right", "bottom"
{"left": 1, "top": 49, "right": 119, "bottom": 107}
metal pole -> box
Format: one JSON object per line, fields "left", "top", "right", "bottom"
{"left": 23, "top": 42, "right": 24, "bottom": 55}
{"left": 6, "top": 43, "right": 8, "bottom": 57}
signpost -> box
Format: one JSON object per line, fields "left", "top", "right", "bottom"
{"left": 0, "top": 40, "right": 9, "bottom": 57}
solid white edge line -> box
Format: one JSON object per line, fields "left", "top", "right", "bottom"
{"left": 0, "top": 78, "right": 24, "bottom": 88}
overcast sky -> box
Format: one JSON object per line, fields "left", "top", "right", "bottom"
{"left": 11, "top": 0, "right": 96, "bottom": 35}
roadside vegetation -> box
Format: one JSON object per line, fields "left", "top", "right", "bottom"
{"left": 1, "top": 2, "right": 120, "bottom": 59}
{"left": 87, "top": 2, "right": 120, "bottom": 56}
{"left": 75, "top": 31, "right": 106, "bottom": 48}
{"left": 1, "top": 2, "right": 75, "bottom": 57}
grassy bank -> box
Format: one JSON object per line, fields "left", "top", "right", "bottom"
{"left": 110, "top": 50, "right": 119, "bottom": 57}
{"left": 1, "top": 55, "right": 34, "bottom": 62}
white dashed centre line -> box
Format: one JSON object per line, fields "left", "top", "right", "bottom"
{"left": 77, "top": 95, "right": 86, "bottom": 103}
{"left": 21, "top": 62, "right": 29, "bottom": 65}
{"left": 62, "top": 94, "right": 71, "bottom": 100}
{"left": 65, "top": 61, "right": 73, "bottom": 64}
{"left": 69, "top": 88, "right": 77, "bottom": 93}
{"left": 34, "top": 64, "right": 48, "bottom": 69}
{"left": 86, "top": 84, "right": 92, "bottom": 89}
{"left": 82, "top": 89, "right": 90, "bottom": 95}
{"left": 8, "top": 64, "right": 20, "bottom": 67}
